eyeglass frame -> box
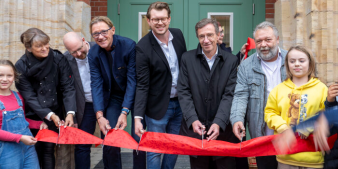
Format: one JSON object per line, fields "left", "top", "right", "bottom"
{"left": 197, "top": 33, "right": 217, "bottom": 41}
{"left": 91, "top": 27, "right": 112, "bottom": 39}
{"left": 150, "top": 17, "right": 169, "bottom": 24}
{"left": 70, "top": 41, "right": 84, "bottom": 55}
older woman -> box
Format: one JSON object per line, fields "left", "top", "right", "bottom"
{"left": 15, "top": 28, "right": 76, "bottom": 169}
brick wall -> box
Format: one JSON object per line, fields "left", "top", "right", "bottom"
{"left": 266, "top": 0, "right": 277, "bottom": 19}
{"left": 89, "top": 0, "right": 108, "bottom": 19}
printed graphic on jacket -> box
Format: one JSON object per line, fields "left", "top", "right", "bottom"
{"left": 288, "top": 93, "right": 308, "bottom": 126}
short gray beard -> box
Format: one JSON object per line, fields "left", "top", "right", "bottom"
{"left": 257, "top": 45, "right": 278, "bottom": 61}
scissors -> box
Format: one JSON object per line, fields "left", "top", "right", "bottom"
{"left": 101, "top": 129, "right": 110, "bottom": 148}
{"left": 201, "top": 128, "right": 205, "bottom": 149}
{"left": 136, "top": 134, "right": 143, "bottom": 155}
{"left": 240, "top": 129, "right": 244, "bottom": 150}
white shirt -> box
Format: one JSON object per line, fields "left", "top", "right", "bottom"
{"left": 202, "top": 48, "right": 218, "bottom": 70}
{"left": 259, "top": 48, "right": 282, "bottom": 136}
{"left": 75, "top": 42, "right": 92, "bottom": 102}
{"left": 152, "top": 31, "right": 179, "bottom": 98}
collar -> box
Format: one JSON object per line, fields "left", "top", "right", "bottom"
{"left": 196, "top": 44, "right": 224, "bottom": 60}
{"left": 202, "top": 46, "right": 218, "bottom": 61}
{"left": 151, "top": 30, "right": 173, "bottom": 45}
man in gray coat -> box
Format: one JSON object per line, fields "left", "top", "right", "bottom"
{"left": 63, "top": 32, "right": 96, "bottom": 169}
{"left": 230, "top": 21, "right": 287, "bottom": 169}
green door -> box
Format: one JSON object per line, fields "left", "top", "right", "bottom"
{"left": 107, "top": 0, "right": 266, "bottom": 135}
{"left": 186, "top": 0, "right": 253, "bottom": 52}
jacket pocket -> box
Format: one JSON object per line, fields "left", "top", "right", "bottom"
{"left": 249, "top": 79, "right": 261, "bottom": 99}
{"left": 117, "top": 66, "right": 127, "bottom": 77}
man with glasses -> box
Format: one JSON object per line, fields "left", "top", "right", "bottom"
{"left": 178, "top": 18, "right": 238, "bottom": 169}
{"left": 88, "top": 16, "right": 146, "bottom": 169}
{"left": 134, "top": 2, "right": 187, "bottom": 169}
{"left": 63, "top": 32, "right": 96, "bottom": 169}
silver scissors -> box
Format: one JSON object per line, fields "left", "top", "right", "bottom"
{"left": 101, "top": 129, "right": 110, "bottom": 148}
{"left": 240, "top": 130, "right": 244, "bottom": 150}
{"left": 136, "top": 134, "right": 143, "bottom": 155}
{"left": 201, "top": 128, "right": 205, "bottom": 149}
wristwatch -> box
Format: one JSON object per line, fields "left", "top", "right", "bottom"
{"left": 121, "top": 108, "right": 130, "bottom": 115}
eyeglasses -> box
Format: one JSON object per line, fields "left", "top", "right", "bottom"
{"left": 198, "top": 33, "right": 216, "bottom": 41}
{"left": 91, "top": 27, "right": 112, "bottom": 39}
{"left": 70, "top": 42, "right": 83, "bottom": 55}
{"left": 151, "top": 17, "right": 169, "bottom": 24}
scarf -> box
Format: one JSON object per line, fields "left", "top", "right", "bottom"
{"left": 26, "top": 48, "right": 55, "bottom": 81}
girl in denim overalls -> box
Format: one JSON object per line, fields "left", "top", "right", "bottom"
{"left": 0, "top": 60, "right": 45, "bottom": 169}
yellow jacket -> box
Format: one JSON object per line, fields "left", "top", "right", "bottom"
{"left": 264, "top": 78, "right": 327, "bottom": 168}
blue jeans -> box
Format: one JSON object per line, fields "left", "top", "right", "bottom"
{"left": 75, "top": 102, "right": 96, "bottom": 169}
{"left": 145, "top": 99, "right": 182, "bottom": 169}
{"left": 103, "top": 94, "right": 146, "bottom": 169}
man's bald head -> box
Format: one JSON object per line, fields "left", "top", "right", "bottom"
{"left": 63, "top": 32, "right": 88, "bottom": 59}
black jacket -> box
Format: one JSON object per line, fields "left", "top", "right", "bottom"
{"left": 15, "top": 49, "right": 76, "bottom": 122}
{"left": 64, "top": 42, "right": 96, "bottom": 126}
{"left": 178, "top": 44, "right": 238, "bottom": 135}
{"left": 134, "top": 28, "right": 187, "bottom": 120}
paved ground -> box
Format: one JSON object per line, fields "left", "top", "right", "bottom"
{"left": 90, "top": 148, "right": 191, "bottom": 169}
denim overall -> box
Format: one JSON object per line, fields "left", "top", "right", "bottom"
{"left": 0, "top": 91, "right": 39, "bottom": 169}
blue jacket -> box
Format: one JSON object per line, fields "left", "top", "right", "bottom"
{"left": 88, "top": 35, "right": 136, "bottom": 113}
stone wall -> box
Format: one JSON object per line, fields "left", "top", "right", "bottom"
{"left": 275, "top": 0, "right": 338, "bottom": 84}
{"left": 0, "top": 0, "right": 91, "bottom": 63}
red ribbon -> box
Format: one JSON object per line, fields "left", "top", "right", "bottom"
{"left": 244, "top": 37, "right": 256, "bottom": 60}
{"left": 35, "top": 127, "right": 337, "bottom": 157}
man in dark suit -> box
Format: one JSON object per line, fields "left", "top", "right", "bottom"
{"left": 134, "top": 2, "right": 187, "bottom": 169}
{"left": 88, "top": 16, "right": 145, "bottom": 169}
{"left": 63, "top": 32, "right": 96, "bottom": 169}
{"left": 177, "top": 18, "right": 238, "bottom": 169}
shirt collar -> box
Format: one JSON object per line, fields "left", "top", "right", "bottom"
{"left": 202, "top": 47, "right": 218, "bottom": 61}
{"left": 152, "top": 30, "right": 173, "bottom": 45}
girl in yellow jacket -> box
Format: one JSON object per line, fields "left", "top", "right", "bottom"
{"left": 265, "top": 46, "right": 328, "bottom": 168}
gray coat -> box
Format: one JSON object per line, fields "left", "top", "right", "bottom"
{"left": 229, "top": 49, "right": 288, "bottom": 139}
{"left": 64, "top": 41, "right": 96, "bottom": 126}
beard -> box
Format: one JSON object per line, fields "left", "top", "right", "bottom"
{"left": 257, "top": 45, "right": 278, "bottom": 61}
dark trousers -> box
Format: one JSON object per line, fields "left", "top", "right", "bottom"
{"left": 256, "top": 155, "right": 278, "bottom": 169}
{"left": 75, "top": 102, "right": 97, "bottom": 169}
{"left": 31, "top": 129, "right": 55, "bottom": 169}
{"left": 190, "top": 156, "right": 236, "bottom": 169}
{"left": 103, "top": 94, "right": 146, "bottom": 169}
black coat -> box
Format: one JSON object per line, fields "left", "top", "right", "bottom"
{"left": 15, "top": 49, "right": 76, "bottom": 125}
{"left": 178, "top": 44, "right": 238, "bottom": 139}
{"left": 134, "top": 28, "right": 187, "bottom": 119}
{"left": 64, "top": 42, "right": 96, "bottom": 126}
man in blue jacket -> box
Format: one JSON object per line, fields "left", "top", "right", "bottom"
{"left": 88, "top": 16, "right": 146, "bottom": 169}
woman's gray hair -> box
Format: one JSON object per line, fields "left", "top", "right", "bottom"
{"left": 253, "top": 21, "right": 279, "bottom": 38}
{"left": 195, "top": 18, "right": 219, "bottom": 37}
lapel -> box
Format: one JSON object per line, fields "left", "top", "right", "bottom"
{"left": 99, "top": 49, "right": 111, "bottom": 87}
{"left": 171, "top": 29, "right": 182, "bottom": 65}
{"left": 149, "top": 31, "right": 170, "bottom": 70}
{"left": 69, "top": 57, "right": 85, "bottom": 96}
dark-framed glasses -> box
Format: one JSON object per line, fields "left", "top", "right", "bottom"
{"left": 151, "top": 17, "right": 169, "bottom": 24}
{"left": 91, "top": 27, "right": 112, "bottom": 39}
